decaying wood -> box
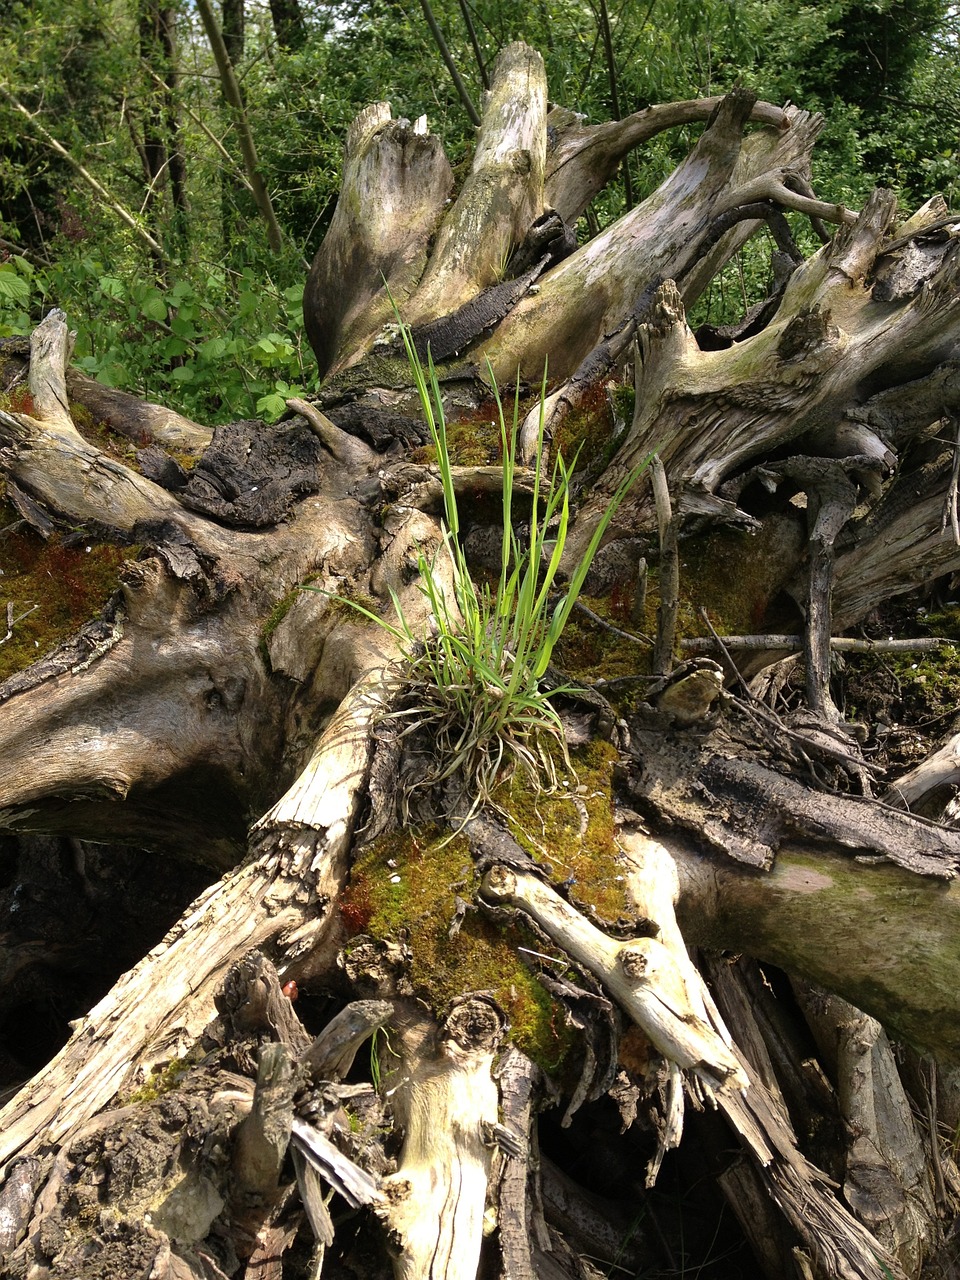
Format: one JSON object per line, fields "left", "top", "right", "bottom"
{"left": 230, "top": 1043, "right": 296, "bottom": 1254}
{"left": 479, "top": 863, "right": 748, "bottom": 1098}
{"left": 66, "top": 369, "right": 213, "bottom": 453}
{"left": 670, "top": 834, "right": 960, "bottom": 1060}
{"left": 404, "top": 43, "right": 548, "bottom": 329}
{"left": 618, "top": 832, "right": 905, "bottom": 1280}
{"left": 794, "top": 982, "right": 941, "bottom": 1274}
{"left": 376, "top": 1000, "right": 505, "bottom": 1280}
{"left": 884, "top": 729, "right": 960, "bottom": 819}
{"left": 5, "top": 47, "right": 960, "bottom": 1280}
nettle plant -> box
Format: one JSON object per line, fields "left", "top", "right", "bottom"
{"left": 328, "top": 318, "right": 649, "bottom": 822}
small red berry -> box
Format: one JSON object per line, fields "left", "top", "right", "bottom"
{"left": 282, "top": 980, "right": 299, "bottom": 1001}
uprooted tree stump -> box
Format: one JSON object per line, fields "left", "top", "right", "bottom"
{"left": 3, "top": 40, "right": 960, "bottom": 1280}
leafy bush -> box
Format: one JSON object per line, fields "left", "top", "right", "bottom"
{"left": 0, "top": 248, "right": 315, "bottom": 423}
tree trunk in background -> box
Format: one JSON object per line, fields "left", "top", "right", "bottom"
{"left": 269, "top": 0, "right": 306, "bottom": 50}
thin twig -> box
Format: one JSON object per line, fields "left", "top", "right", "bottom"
{"left": 572, "top": 599, "right": 653, "bottom": 646}
{"left": 418, "top": 0, "right": 481, "bottom": 126}
{"left": 683, "top": 634, "right": 954, "bottom": 654}
{"left": 457, "top": 0, "right": 489, "bottom": 89}
{"left": 0, "top": 601, "right": 39, "bottom": 646}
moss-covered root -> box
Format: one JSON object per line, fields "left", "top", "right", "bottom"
{"left": 377, "top": 999, "right": 504, "bottom": 1280}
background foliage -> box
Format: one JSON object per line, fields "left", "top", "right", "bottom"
{"left": 1, "top": 0, "right": 958, "bottom": 422}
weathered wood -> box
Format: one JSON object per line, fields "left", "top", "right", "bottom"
{"left": 7, "top": 56, "right": 960, "bottom": 1280}
{"left": 543, "top": 97, "right": 791, "bottom": 225}
{"left": 66, "top": 369, "right": 213, "bottom": 453}
{"left": 479, "top": 95, "right": 824, "bottom": 385}
{"left": 683, "top": 634, "right": 953, "bottom": 653}
{"left": 303, "top": 104, "right": 453, "bottom": 379}
{"left": 670, "top": 836, "right": 960, "bottom": 1061}
{"left": 403, "top": 43, "right": 548, "bottom": 328}
{"left": 884, "top": 730, "right": 960, "bottom": 818}
{"left": 376, "top": 1000, "right": 504, "bottom": 1280}
{"left": 0, "top": 311, "right": 196, "bottom": 534}
{"left": 624, "top": 716, "right": 960, "bottom": 876}
{"left": 793, "top": 983, "right": 939, "bottom": 1273}
{"left": 230, "top": 1043, "right": 296, "bottom": 1255}
{"left": 564, "top": 190, "right": 960, "bottom": 570}
{"left": 479, "top": 864, "right": 747, "bottom": 1097}
{"left": 0, "top": 668, "right": 383, "bottom": 1176}
{"left": 618, "top": 832, "right": 905, "bottom": 1280}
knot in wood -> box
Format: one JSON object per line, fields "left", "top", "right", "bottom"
{"left": 481, "top": 866, "right": 517, "bottom": 902}
{"left": 619, "top": 943, "right": 653, "bottom": 983}
{"left": 443, "top": 997, "right": 506, "bottom": 1052}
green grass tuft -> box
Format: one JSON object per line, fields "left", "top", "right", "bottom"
{"left": 317, "top": 310, "right": 650, "bottom": 825}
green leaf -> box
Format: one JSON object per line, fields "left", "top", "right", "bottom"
{"left": 198, "top": 336, "right": 228, "bottom": 361}
{"left": 169, "top": 364, "right": 195, "bottom": 383}
{"left": 0, "top": 268, "right": 30, "bottom": 303}
{"left": 141, "top": 292, "right": 168, "bottom": 323}
{"left": 98, "top": 275, "right": 125, "bottom": 299}
{"left": 256, "top": 391, "right": 288, "bottom": 420}
{"left": 171, "top": 315, "right": 198, "bottom": 339}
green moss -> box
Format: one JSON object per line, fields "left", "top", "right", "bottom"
{"left": 0, "top": 500, "right": 134, "bottom": 682}
{"left": 444, "top": 414, "right": 502, "bottom": 466}
{"left": 342, "top": 826, "right": 577, "bottom": 1071}
{"left": 678, "top": 519, "right": 802, "bottom": 637}
{"left": 340, "top": 737, "right": 627, "bottom": 1073}
{"left": 554, "top": 595, "right": 653, "bottom": 697}
{"left": 496, "top": 737, "right": 626, "bottom": 924}
{"left": 554, "top": 381, "right": 618, "bottom": 477}
{"left": 120, "top": 1056, "right": 192, "bottom": 1107}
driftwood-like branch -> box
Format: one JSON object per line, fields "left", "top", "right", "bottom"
{"left": 682, "top": 635, "right": 952, "bottom": 653}
{"left": 377, "top": 1000, "right": 505, "bottom": 1280}
{"left": 481, "top": 93, "right": 824, "bottom": 385}
{"left": 885, "top": 730, "right": 960, "bottom": 819}
{"left": 287, "top": 397, "right": 376, "bottom": 470}
{"left": 405, "top": 43, "right": 548, "bottom": 326}
{"left": 618, "top": 832, "right": 904, "bottom": 1280}
{"left": 66, "top": 369, "right": 213, "bottom": 453}
{"left": 565, "top": 190, "right": 960, "bottom": 575}
{"left": 543, "top": 96, "right": 791, "bottom": 225}
{"left": 0, "top": 668, "right": 385, "bottom": 1175}
{"left": 0, "top": 311, "right": 204, "bottom": 537}
{"left": 304, "top": 104, "right": 453, "bottom": 379}
{"left": 480, "top": 865, "right": 748, "bottom": 1096}
{"left": 794, "top": 982, "right": 939, "bottom": 1272}
{"left": 299, "top": 1000, "right": 394, "bottom": 1080}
